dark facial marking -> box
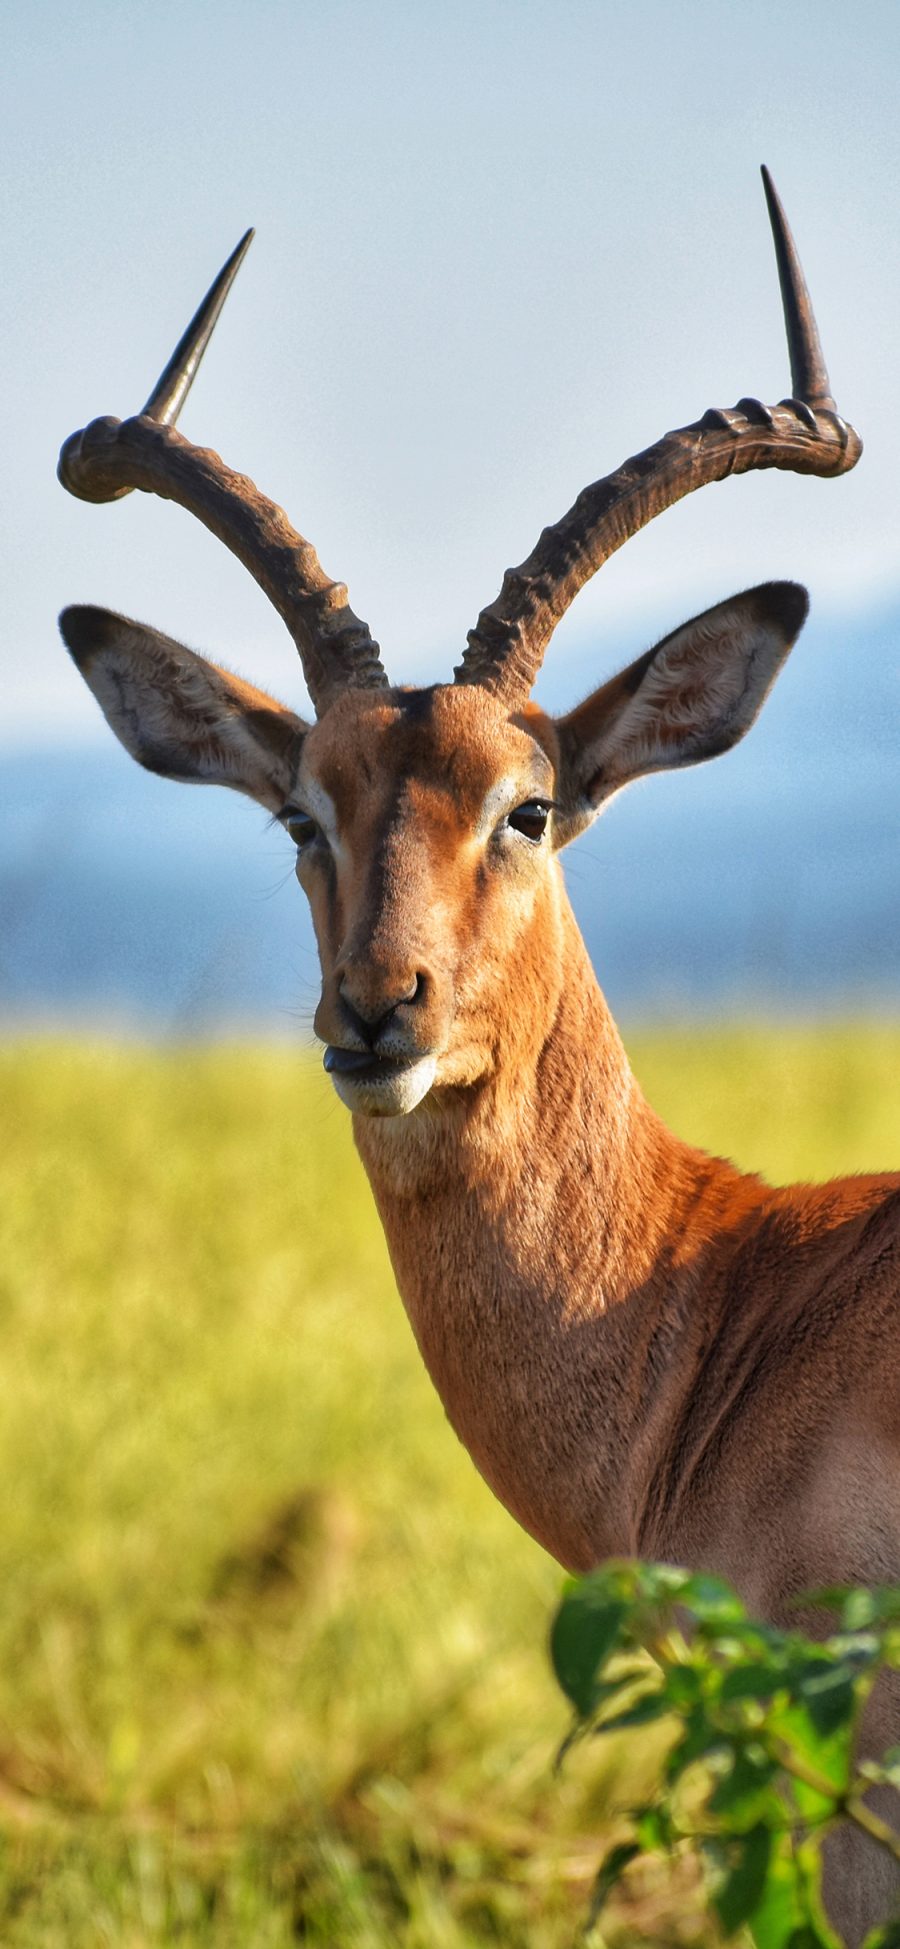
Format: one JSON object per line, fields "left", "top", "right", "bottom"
{"left": 396, "top": 686, "right": 439, "bottom": 727}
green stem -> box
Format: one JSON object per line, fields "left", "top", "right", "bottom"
{"left": 844, "top": 1791, "right": 900, "bottom": 1863}
{"left": 768, "top": 1738, "right": 900, "bottom": 1864}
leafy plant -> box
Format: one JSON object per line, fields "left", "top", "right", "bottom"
{"left": 550, "top": 1561, "right": 900, "bottom": 1946}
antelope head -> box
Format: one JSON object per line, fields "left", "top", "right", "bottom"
{"left": 60, "top": 173, "right": 860, "bottom": 1118}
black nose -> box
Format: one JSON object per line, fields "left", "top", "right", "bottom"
{"left": 337, "top": 970, "right": 428, "bottom": 1047}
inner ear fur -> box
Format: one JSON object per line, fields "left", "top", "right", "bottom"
{"left": 552, "top": 581, "right": 808, "bottom": 845}
{"left": 60, "top": 605, "right": 308, "bottom": 813}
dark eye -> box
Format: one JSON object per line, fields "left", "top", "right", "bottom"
{"left": 283, "top": 810, "right": 319, "bottom": 849}
{"left": 507, "top": 800, "right": 552, "bottom": 843}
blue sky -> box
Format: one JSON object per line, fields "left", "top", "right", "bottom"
{"left": 5, "top": 0, "right": 900, "bottom": 741}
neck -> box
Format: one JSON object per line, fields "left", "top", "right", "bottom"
{"left": 352, "top": 893, "right": 763, "bottom": 1569}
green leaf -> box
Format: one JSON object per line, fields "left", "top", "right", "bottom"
{"left": 634, "top": 1802, "right": 675, "bottom": 1851}
{"left": 864, "top": 1923, "right": 900, "bottom": 1949}
{"left": 578, "top": 1664, "right": 652, "bottom": 1715}
{"left": 884, "top": 1627, "right": 900, "bottom": 1669}
{"left": 746, "top": 1842, "right": 805, "bottom": 1948}
{"left": 596, "top": 1687, "right": 671, "bottom": 1732}
{"left": 588, "top": 1838, "right": 641, "bottom": 1921}
{"left": 665, "top": 1701, "right": 726, "bottom": 1780}
{"left": 826, "top": 1631, "right": 881, "bottom": 1674}
{"left": 801, "top": 1583, "right": 900, "bottom": 1633}
{"left": 797, "top": 1664, "right": 858, "bottom": 1738}
{"left": 783, "top": 1930, "right": 841, "bottom": 1948}
{"left": 548, "top": 1561, "right": 900, "bottom": 1947}
{"left": 721, "top": 1662, "right": 788, "bottom": 1706}
{"left": 550, "top": 1589, "right": 627, "bottom": 1717}
{"left": 782, "top": 1649, "right": 835, "bottom": 1688}
{"left": 709, "top": 1822, "right": 773, "bottom": 1934}
{"left": 796, "top": 1585, "right": 859, "bottom": 1619}
{"left": 662, "top": 1660, "right": 702, "bottom": 1708}
{"left": 709, "top": 1742, "right": 778, "bottom": 1826}
{"left": 629, "top": 1562, "right": 696, "bottom": 1604}
{"left": 772, "top": 1699, "right": 852, "bottom": 1803}
{"left": 673, "top": 1571, "right": 748, "bottom": 1624}
{"left": 844, "top": 1586, "right": 900, "bottom": 1630}
{"left": 746, "top": 1835, "right": 838, "bottom": 1949}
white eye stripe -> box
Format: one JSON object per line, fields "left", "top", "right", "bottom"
{"left": 476, "top": 775, "right": 555, "bottom": 839}
{"left": 286, "top": 777, "right": 345, "bottom": 860}
{"left": 476, "top": 776, "right": 519, "bottom": 839}
{"left": 282, "top": 776, "right": 555, "bottom": 851}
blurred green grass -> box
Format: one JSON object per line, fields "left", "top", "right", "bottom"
{"left": 0, "top": 1025, "right": 897, "bottom": 1946}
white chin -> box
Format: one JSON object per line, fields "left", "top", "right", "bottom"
{"left": 330, "top": 1055, "right": 438, "bottom": 1119}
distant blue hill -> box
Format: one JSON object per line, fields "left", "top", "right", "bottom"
{"left": 2, "top": 602, "right": 897, "bottom": 1032}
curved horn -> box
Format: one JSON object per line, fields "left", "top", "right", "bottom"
{"left": 456, "top": 169, "right": 862, "bottom": 705}
{"left": 58, "top": 234, "right": 390, "bottom": 715}
{"left": 141, "top": 227, "right": 255, "bottom": 426}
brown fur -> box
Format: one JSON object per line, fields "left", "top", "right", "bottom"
{"left": 61, "top": 593, "right": 899, "bottom": 1940}
{"left": 297, "top": 677, "right": 900, "bottom": 1945}
{"left": 52, "top": 181, "right": 883, "bottom": 1935}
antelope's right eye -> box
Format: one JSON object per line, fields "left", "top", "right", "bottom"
{"left": 283, "top": 810, "right": 319, "bottom": 849}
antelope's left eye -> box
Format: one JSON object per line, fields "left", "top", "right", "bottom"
{"left": 283, "top": 810, "right": 319, "bottom": 849}
{"left": 507, "top": 800, "right": 552, "bottom": 843}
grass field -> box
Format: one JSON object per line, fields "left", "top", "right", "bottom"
{"left": 0, "top": 1025, "right": 898, "bottom": 1947}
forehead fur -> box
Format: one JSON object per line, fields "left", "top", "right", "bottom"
{"left": 301, "top": 684, "right": 559, "bottom": 823}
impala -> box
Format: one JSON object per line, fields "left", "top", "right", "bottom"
{"left": 58, "top": 172, "right": 898, "bottom": 1940}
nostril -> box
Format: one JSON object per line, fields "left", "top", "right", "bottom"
{"left": 336, "top": 965, "right": 432, "bottom": 1038}
{"left": 337, "top": 980, "right": 398, "bottom": 1045}
{"left": 393, "top": 971, "right": 428, "bottom": 1009}
{"left": 338, "top": 989, "right": 375, "bottom": 1046}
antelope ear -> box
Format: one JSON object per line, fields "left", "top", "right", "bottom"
{"left": 552, "top": 581, "right": 808, "bottom": 847}
{"left": 60, "top": 605, "right": 308, "bottom": 814}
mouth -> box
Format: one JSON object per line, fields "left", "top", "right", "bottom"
{"left": 324, "top": 1047, "right": 414, "bottom": 1082}
{"left": 323, "top": 1046, "right": 438, "bottom": 1117}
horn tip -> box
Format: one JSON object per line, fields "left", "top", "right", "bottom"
{"left": 759, "top": 164, "right": 780, "bottom": 216}
{"left": 218, "top": 227, "right": 256, "bottom": 283}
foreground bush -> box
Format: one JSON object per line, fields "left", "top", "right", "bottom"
{"left": 552, "top": 1562, "right": 900, "bottom": 1944}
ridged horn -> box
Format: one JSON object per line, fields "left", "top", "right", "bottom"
{"left": 456, "top": 169, "right": 861, "bottom": 705}
{"left": 58, "top": 233, "right": 390, "bottom": 714}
